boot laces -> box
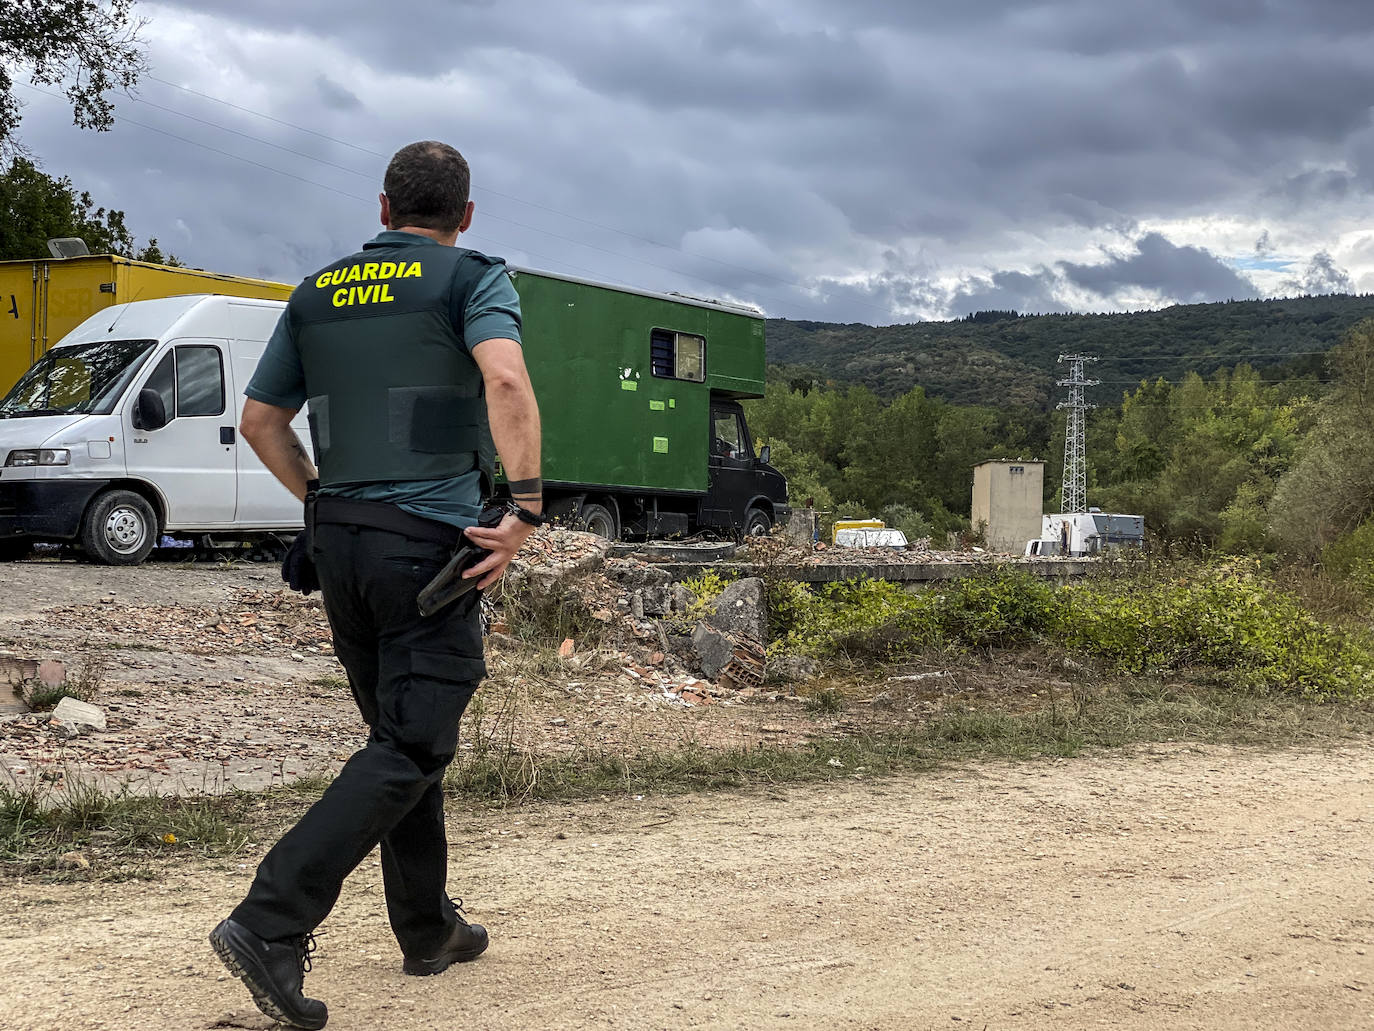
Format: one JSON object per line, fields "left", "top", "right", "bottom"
{"left": 295, "top": 932, "right": 319, "bottom": 975}
{"left": 448, "top": 897, "right": 471, "bottom": 926}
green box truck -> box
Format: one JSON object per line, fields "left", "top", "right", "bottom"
{"left": 508, "top": 268, "right": 790, "bottom": 539}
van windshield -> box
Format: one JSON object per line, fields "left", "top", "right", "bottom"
{"left": 0, "top": 339, "right": 158, "bottom": 418}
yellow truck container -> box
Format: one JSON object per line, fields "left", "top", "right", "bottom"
{"left": 831, "top": 518, "right": 884, "bottom": 543}
{"left": 0, "top": 256, "right": 293, "bottom": 393}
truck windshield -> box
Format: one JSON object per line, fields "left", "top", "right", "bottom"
{"left": 0, "top": 339, "right": 158, "bottom": 418}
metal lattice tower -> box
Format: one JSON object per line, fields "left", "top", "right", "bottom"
{"left": 1056, "top": 354, "right": 1099, "bottom": 514}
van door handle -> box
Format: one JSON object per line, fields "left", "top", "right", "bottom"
{"left": 220, "top": 427, "right": 235, "bottom": 445}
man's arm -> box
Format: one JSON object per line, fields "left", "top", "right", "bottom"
{"left": 240, "top": 399, "right": 317, "bottom": 502}
{"left": 461, "top": 336, "right": 542, "bottom": 588}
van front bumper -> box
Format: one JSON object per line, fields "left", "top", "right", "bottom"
{"left": 0, "top": 480, "right": 109, "bottom": 540}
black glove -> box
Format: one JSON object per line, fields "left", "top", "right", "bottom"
{"left": 282, "top": 532, "right": 318, "bottom": 595}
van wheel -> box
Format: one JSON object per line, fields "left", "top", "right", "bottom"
{"left": 0, "top": 539, "right": 32, "bottom": 561}
{"left": 82, "top": 490, "right": 157, "bottom": 565}
{"left": 577, "top": 502, "right": 618, "bottom": 540}
{"left": 743, "top": 508, "right": 773, "bottom": 536}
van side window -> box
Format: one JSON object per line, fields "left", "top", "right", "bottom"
{"left": 146, "top": 353, "right": 175, "bottom": 418}
{"left": 176, "top": 346, "right": 225, "bottom": 417}
{"left": 650, "top": 329, "right": 705, "bottom": 382}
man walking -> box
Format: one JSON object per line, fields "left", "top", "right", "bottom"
{"left": 210, "top": 141, "right": 543, "bottom": 1029}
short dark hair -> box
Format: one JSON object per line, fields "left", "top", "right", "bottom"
{"left": 383, "top": 141, "right": 471, "bottom": 233}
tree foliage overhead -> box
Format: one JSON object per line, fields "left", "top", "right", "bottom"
{"left": 0, "top": 0, "right": 146, "bottom": 154}
{"left": 766, "top": 294, "right": 1374, "bottom": 407}
{"left": 0, "top": 156, "right": 173, "bottom": 263}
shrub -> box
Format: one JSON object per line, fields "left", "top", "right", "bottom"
{"left": 766, "top": 564, "right": 1373, "bottom": 698}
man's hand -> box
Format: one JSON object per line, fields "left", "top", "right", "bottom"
{"left": 460, "top": 514, "right": 536, "bottom": 590}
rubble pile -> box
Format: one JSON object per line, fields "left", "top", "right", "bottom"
{"left": 30, "top": 590, "right": 334, "bottom": 656}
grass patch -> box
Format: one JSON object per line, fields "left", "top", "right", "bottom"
{"left": 0, "top": 780, "right": 255, "bottom": 878}
{"left": 443, "top": 680, "right": 1374, "bottom": 804}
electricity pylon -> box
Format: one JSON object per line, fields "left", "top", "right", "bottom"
{"left": 1056, "top": 354, "right": 1098, "bottom": 513}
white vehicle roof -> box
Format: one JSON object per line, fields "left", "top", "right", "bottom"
{"left": 55, "top": 294, "right": 287, "bottom": 349}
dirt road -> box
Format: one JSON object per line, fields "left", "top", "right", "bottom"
{"left": 2, "top": 744, "right": 1370, "bottom": 1030}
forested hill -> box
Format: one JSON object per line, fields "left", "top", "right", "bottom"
{"left": 764, "top": 294, "right": 1374, "bottom": 406}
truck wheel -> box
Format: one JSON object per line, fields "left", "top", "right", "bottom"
{"left": 743, "top": 508, "right": 773, "bottom": 536}
{"left": 81, "top": 490, "right": 157, "bottom": 565}
{"left": 577, "top": 502, "right": 618, "bottom": 540}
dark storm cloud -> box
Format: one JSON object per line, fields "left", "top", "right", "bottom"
{"left": 314, "top": 75, "right": 362, "bottom": 112}
{"left": 1060, "top": 233, "right": 1258, "bottom": 303}
{"left": 16, "top": 0, "right": 1374, "bottom": 325}
{"left": 948, "top": 270, "right": 1072, "bottom": 319}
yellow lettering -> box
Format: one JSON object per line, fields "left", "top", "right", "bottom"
{"left": 402, "top": 262, "right": 423, "bottom": 278}
{"left": 362, "top": 262, "right": 380, "bottom": 281}
{"left": 358, "top": 285, "right": 376, "bottom": 304}
{"left": 316, "top": 271, "right": 333, "bottom": 289}
{"left": 378, "top": 261, "right": 397, "bottom": 279}
{"left": 345, "top": 265, "right": 363, "bottom": 283}
{"left": 332, "top": 288, "right": 348, "bottom": 307}
{"left": 379, "top": 284, "right": 395, "bottom": 302}
{"left": 330, "top": 268, "right": 347, "bottom": 286}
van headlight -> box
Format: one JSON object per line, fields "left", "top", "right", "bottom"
{"left": 6, "top": 449, "right": 70, "bottom": 467}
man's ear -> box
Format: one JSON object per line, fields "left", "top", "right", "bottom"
{"left": 379, "top": 193, "right": 391, "bottom": 229}
{"left": 458, "top": 200, "right": 475, "bottom": 234}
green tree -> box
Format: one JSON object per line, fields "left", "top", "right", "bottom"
{"left": 0, "top": 156, "right": 172, "bottom": 261}
{"left": 1270, "top": 319, "right": 1374, "bottom": 556}
{"left": 1, "top": 0, "right": 146, "bottom": 155}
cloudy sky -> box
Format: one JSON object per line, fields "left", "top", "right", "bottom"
{"left": 12, "top": 0, "right": 1374, "bottom": 325}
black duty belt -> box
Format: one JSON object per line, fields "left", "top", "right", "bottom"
{"left": 312, "top": 495, "right": 462, "bottom": 548}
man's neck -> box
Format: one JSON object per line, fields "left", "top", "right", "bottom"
{"left": 388, "top": 225, "right": 459, "bottom": 247}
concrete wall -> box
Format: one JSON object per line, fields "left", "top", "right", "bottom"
{"left": 971, "top": 461, "right": 1045, "bottom": 554}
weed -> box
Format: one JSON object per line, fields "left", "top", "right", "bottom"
{"left": 18, "top": 650, "right": 108, "bottom": 711}
{"left": 807, "top": 686, "right": 844, "bottom": 714}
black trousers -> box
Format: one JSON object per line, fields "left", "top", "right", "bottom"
{"left": 231, "top": 522, "right": 485, "bottom": 957}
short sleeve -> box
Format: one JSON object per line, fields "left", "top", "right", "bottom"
{"left": 458, "top": 265, "right": 523, "bottom": 352}
{"left": 244, "top": 304, "right": 308, "bottom": 409}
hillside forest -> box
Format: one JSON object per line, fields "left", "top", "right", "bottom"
{"left": 746, "top": 300, "right": 1374, "bottom": 585}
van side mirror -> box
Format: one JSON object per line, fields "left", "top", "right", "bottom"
{"left": 758, "top": 444, "right": 771, "bottom": 465}
{"left": 134, "top": 388, "right": 168, "bottom": 431}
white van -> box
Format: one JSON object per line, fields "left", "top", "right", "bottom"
{"left": 0, "top": 294, "right": 305, "bottom": 564}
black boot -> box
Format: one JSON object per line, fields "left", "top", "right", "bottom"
{"left": 210, "top": 918, "right": 328, "bottom": 1030}
{"left": 402, "top": 898, "right": 489, "bottom": 975}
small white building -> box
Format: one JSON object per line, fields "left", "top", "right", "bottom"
{"left": 971, "top": 460, "right": 1045, "bottom": 554}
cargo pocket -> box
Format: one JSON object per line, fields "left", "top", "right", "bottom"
{"left": 385, "top": 649, "right": 486, "bottom": 770}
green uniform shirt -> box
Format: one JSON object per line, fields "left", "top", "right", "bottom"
{"left": 246, "top": 231, "right": 522, "bottom": 529}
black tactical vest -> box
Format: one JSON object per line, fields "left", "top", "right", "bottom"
{"left": 290, "top": 241, "right": 502, "bottom": 487}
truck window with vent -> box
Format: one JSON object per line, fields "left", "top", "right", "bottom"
{"left": 650, "top": 329, "right": 705, "bottom": 382}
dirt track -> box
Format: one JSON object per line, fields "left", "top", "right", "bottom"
{"left": 2, "top": 744, "right": 1370, "bottom": 1030}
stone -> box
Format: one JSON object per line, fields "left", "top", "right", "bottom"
{"left": 629, "top": 593, "right": 645, "bottom": 619}
{"left": 690, "top": 623, "right": 736, "bottom": 680}
{"left": 604, "top": 562, "right": 672, "bottom": 591}
{"left": 769, "top": 654, "right": 820, "bottom": 683}
{"left": 48, "top": 697, "right": 106, "bottom": 736}
{"left": 705, "top": 577, "right": 767, "bottom": 644}
{"left": 786, "top": 507, "right": 819, "bottom": 546}
{"left": 672, "top": 584, "right": 697, "bottom": 613}
{"left": 637, "top": 585, "right": 674, "bottom": 616}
